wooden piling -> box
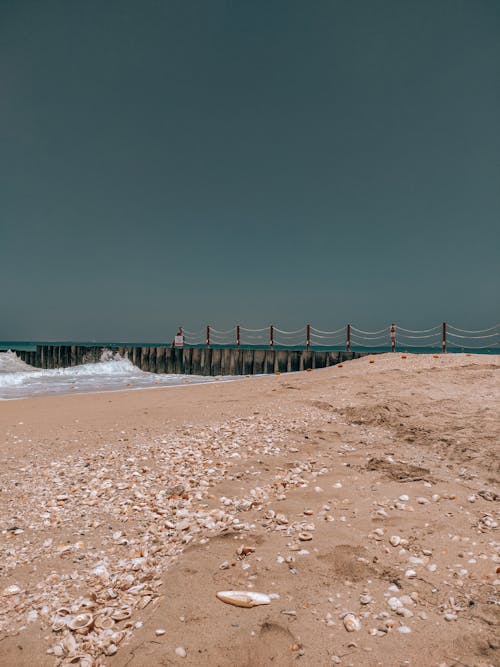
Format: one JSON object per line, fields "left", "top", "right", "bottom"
{"left": 253, "top": 349, "right": 265, "bottom": 374}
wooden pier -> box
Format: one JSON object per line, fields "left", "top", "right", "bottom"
{"left": 15, "top": 345, "right": 364, "bottom": 375}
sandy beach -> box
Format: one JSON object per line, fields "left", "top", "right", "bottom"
{"left": 0, "top": 353, "right": 499, "bottom": 667}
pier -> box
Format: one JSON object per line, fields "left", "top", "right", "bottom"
{"left": 14, "top": 345, "right": 363, "bottom": 375}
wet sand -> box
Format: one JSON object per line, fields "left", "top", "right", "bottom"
{"left": 0, "top": 354, "right": 499, "bottom": 667}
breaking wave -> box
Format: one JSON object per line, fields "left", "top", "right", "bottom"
{"left": 0, "top": 351, "right": 235, "bottom": 400}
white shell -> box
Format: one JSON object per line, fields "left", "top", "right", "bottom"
{"left": 343, "top": 613, "right": 361, "bottom": 632}
{"left": 68, "top": 612, "right": 94, "bottom": 633}
{"left": 216, "top": 591, "right": 271, "bottom": 608}
{"left": 1, "top": 585, "right": 22, "bottom": 597}
{"left": 94, "top": 615, "right": 115, "bottom": 630}
{"left": 111, "top": 607, "right": 132, "bottom": 620}
{"left": 298, "top": 532, "right": 313, "bottom": 541}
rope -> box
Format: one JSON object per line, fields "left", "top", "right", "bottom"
{"left": 182, "top": 329, "right": 205, "bottom": 336}
{"left": 351, "top": 326, "right": 388, "bottom": 335}
{"left": 274, "top": 327, "right": 306, "bottom": 335}
{"left": 397, "top": 332, "right": 444, "bottom": 340}
{"left": 310, "top": 332, "right": 345, "bottom": 340}
{"left": 350, "top": 334, "right": 389, "bottom": 341}
{"left": 273, "top": 339, "right": 305, "bottom": 347}
{"left": 397, "top": 325, "right": 441, "bottom": 334}
{"left": 349, "top": 341, "right": 389, "bottom": 348}
{"left": 447, "top": 331, "right": 500, "bottom": 340}
{"left": 447, "top": 341, "right": 498, "bottom": 349}
{"left": 210, "top": 327, "right": 236, "bottom": 335}
{"left": 447, "top": 323, "right": 500, "bottom": 334}
{"left": 398, "top": 340, "right": 442, "bottom": 348}
{"left": 239, "top": 326, "right": 269, "bottom": 333}
{"left": 310, "top": 326, "right": 345, "bottom": 335}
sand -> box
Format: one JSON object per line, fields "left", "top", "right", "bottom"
{"left": 0, "top": 353, "right": 499, "bottom": 667}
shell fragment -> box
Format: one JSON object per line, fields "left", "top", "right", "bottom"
{"left": 216, "top": 591, "right": 271, "bottom": 608}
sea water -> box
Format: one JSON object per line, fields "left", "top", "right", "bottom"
{"left": 0, "top": 350, "right": 238, "bottom": 400}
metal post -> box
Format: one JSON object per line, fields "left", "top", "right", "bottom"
{"left": 236, "top": 325, "right": 240, "bottom": 349}
{"left": 346, "top": 323, "right": 351, "bottom": 351}
{"left": 206, "top": 325, "right": 210, "bottom": 348}
{"left": 306, "top": 323, "right": 310, "bottom": 351}
{"left": 390, "top": 323, "right": 396, "bottom": 352}
{"left": 442, "top": 322, "right": 446, "bottom": 354}
{"left": 270, "top": 325, "right": 274, "bottom": 349}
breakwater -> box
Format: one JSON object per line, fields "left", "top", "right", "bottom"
{"left": 15, "top": 345, "right": 363, "bottom": 375}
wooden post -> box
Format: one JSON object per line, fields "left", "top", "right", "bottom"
{"left": 442, "top": 322, "right": 447, "bottom": 354}
{"left": 390, "top": 323, "right": 396, "bottom": 352}
{"left": 270, "top": 325, "right": 274, "bottom": 349}
{"left": 346, "top": 323, "right": 351, "bottom": 351}
{"left": 236, "top": 325, "right": 240, "bottom": 349}
{"left": 306, "top": 323, "right": 310, "bottom": 351}
{"left": 206, "top": 325, "right": 210, "bottom": 348}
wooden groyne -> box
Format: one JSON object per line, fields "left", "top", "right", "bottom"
{"left": 16, "top": 345, "right": 364, "bottom": 375}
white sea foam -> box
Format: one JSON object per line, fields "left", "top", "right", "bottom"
{"left": 0, "top": 351, "right": 237, "bottom": 400}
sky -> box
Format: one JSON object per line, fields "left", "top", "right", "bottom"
{"left": 1, "top": 0, "right": 499, "bottom": 342}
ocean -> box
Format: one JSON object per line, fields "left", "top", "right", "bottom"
{"left": 0, "top": 350, "right": 238, "bottom": 400}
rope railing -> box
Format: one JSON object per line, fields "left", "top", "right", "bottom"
{"left": 175, "top": 322, "right": 500, "bottom": 352}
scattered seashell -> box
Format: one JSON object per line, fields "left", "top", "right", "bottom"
{"left": 389, "top": 535, "right": 401, "bottom": 547}
{"left": 398, "top": 625, "right": 412, "bottom": 634}
{"left": 175, "top": 646, "right": 187, "bottom": 657}
{"left": 216, "top": 591, "right": 271, "bottom": 608}
{"left": 387, "top": 597, "right": 403, "bottom": 611}
{"left": 111, "top": 607, "right": 132, "bottom": 621}
{"left": 155, "top": 628, "right": 166, "bottom": 636}
{"left": 1, "top": 584, "right": 22, "bottom": 597}
{"left": 298, "top": 532, "right": 313, "bottom": 541}
{"left": 359, "top": 594, "right": 372, "bottom": 605}
{"left": 104, "top": 644, "right": 118, "bottom": 656}
{"left": 343, "top": 613, "right": 361, "bottom": 632}
{"left": 67, "top": 612, "right": 94, "bottom": 634}
{"left": 94, "top": 615, "right": 115, "bottom": 630}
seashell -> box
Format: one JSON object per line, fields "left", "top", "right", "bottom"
{"left": 53, "top": 643, "right": 64, "bottom": 658}
{"left": 216, "top": 591, "right": 271, "bottom": 608}
{"left": 138, "top": 595, "right": 153, "bottom": 609}
{"left": 67, "top": 613, "right": 94, "bottom": 634}
{"left": 104, "top": 643, "right": 117, "bottom": 656}
{"left": 155, "top": 628, "right": 166, "bottom": 636}
{"left": 343, "top": 613, "right": 361, "bottom": 632}
{"left": 398, "top": 625, "right": 411, "bottom": 633}
{"left": 1, "top": 584, "right": 22, "bottom": 596}
{"left": 175, "top": 647, "right": 187, "bottom": 658}
{"left": 94, "top": 615, "right": 115, "bottom": 630}
{"left": 387, "top": 597, "right": 403, "bottom": 611}
{"left": 51, "top": 614, "right": 71, "bottom": 631}
{"left": 389, "top": 535, "right": 401, "bottom": 547}
{"left": 62, "top": 633, "right": 78, "bottom": 653}
{"left": 298, "top": 532, "right": 313, "bottom": 541}
{"left": 111, "top": 607, "right": 132, "bottom": 621}
{"left": 264, "top": 509, "right": 275, "bottom": 520}
{"left": 359, "top": 594, "right": 372, "bottom": 605}
{"left": 276, "top": 513, "right": 288, "bottom": 525}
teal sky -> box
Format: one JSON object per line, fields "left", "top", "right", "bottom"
{"left": 1, "top": 0, "right": 499, "bottom": 342}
